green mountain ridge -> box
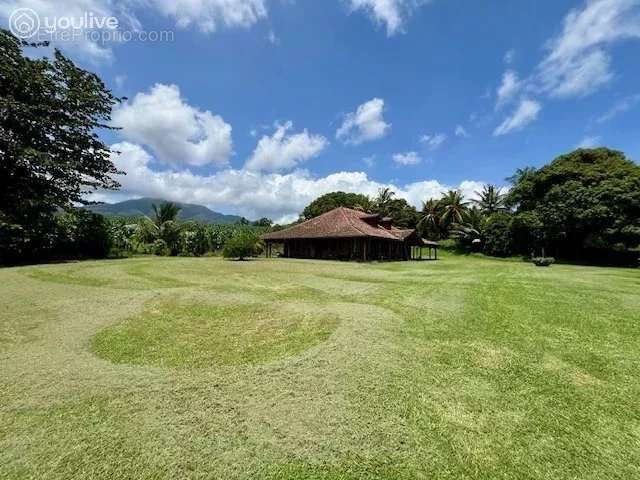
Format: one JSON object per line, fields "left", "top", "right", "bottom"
{"left": 86, "top": 198, "right": 243, "bottom": 224}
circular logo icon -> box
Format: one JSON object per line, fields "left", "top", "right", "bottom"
{"left": 9, "top": 8, "right": 40, "bottom": 39}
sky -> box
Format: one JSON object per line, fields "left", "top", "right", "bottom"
{"left": 3, "top": 0, "right": 640, "bottom": 222}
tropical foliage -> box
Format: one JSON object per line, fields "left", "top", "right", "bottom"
{"left": 0, "top": 30, "right": 120, "bottom": 264}
{"left": 222, "top": 231, "right": 261, "bottom": 260}
{"left": 507, "top": 148, "right": 640, "bottom": 263}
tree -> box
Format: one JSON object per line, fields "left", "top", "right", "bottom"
{"left": 418, "top": 198, "right": 443, "bottom": 239}
{"left": 253, "top": 217, "right": 273, "bottom": 227}
{"left": 506, "top": 148, "right": 640, "bottom": 262}
{"left": 302, "top": 192, "right": 372, "bottom": 219}
{"left": 223, "top": 232, "right": 260, "bottom": 260}
{"left": 374, "top": 187, "right": 395, "bottom": 211}
{"left": 148, "top": 202, "right": 182, "bottom": 255}
{"left": 474, "top": 184, "right": 508, "bottom": 215}
{"left": 483, "top": 213, "right": 513, "bottom": 257}
{"left": 506, "top": 167, "right": 537, "bottom": 186}
{"left": 450, "top": 207, "right": 486, "bottom": 249}
{"left": 0, "top": 30, "right": 121, "bottom": 263}
{"left": 439, "top": 190, "right": 468, "bottom": 228}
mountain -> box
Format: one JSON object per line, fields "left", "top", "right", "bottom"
{"left": 86, "top": 198, "right": 243, "bottom": 224}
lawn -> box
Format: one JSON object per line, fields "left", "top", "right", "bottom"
{"left": 1, "top": 254, "right": 639, "bottom": 479}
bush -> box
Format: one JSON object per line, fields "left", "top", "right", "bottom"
{"left": 222, "top": 232, "right": 259, "bottom": 260}
{"left": 532, "top": 257, "right": 555, "bottom": 267}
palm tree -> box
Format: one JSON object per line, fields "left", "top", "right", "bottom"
{"left": 439, "top": 190, "right": 468, "bottom": 227}
{"left": 375, "top": 187, "right": 395, "bottom": 209}
{"left": 450, "top": 206, "right": 486, "bottom": 248}
{"left": 506, "top": 167, "right": 536, "bottom": 186}
{"left": 138, "top": 202, "right": 183, "bottom": 255}
{"left": 152, "top": 202, "right": 181, "bottom": 227}
{"left": 473, "top": 184, "right": 507, "bottom": 215}
{"left": 417, "top": 198, "right": 442, "bottom": 239}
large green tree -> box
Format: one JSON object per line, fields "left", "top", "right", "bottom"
{"left": 507, "top": 148, "right": 640, "bottom": 260}
{"left": 301, "top": 191, "right": 372, "bottom": 219}
{"left": 0, "top": 31, "right": 121, "bottom": 262}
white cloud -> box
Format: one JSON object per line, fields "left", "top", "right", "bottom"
{"left": 504, "top": 49, "right": 516, "bottom": 64}
{"left": 455, "top": 125, "right": 469, "bottom": 138}
{"left": 267, "top": 30, "right": 280, "bottom": 45}
{"left": 111, "top": 83, "right": 233, "bottom": 167}
{"left": 346, "top": 0, "right": 431, "bottom": 36}
{"left": 114, "top": 75, "right": 127, "bottom": 89}
{"left": 363, "top": 155, "right": 376, "bottom": 167}
{"left": 576, "top": 135, "right": 601, "bottom": 148}
{"left": 0, "top": 0, "right": 136, "bottom": 62}
{"left": 537, "top": 0, "right": 640, "bottom": 98}
{"left": 597, "top": 93, "right": 640, "bottom": 122}
{"left": 95, "top": 142, "right": 485, "bottom": 223}
{"left": 393, "top": 151, "right": 421, "bottom": 166}
{"left": 419, "top": 133, "right": 447, "bottom": 150}
{"left": 336, "top": 98, "right": 391, "bottom": 145}
{"left": 494, "top": 98, "right": 542, "bottom": 136}
{"left": 245, "top": 121, "right": 328, "bottom": 172}
{"left": 148, "top": 0, "right": 267, "bottom": 33}
{"left": 0, "top": 0, "right": 268, "bottom": 61}
{"left": 496, "top": 70, "right": 522, "bottom": 109}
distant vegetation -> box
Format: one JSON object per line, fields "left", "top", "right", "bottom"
{"left": 300, "top": 148, "right": 640, "bottom": 266}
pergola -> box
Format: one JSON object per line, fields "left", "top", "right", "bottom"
{"left": 409, "top": 240, "right": 439, "bottom": 261}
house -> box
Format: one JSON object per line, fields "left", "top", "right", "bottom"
{"left": 261, "top": 207, "right": 438, "bottom": 261}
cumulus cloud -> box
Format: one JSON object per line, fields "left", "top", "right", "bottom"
{"left": 496, "top": 70, "right": 522, "bottom": 109}
{"left": 244, "top": 121, "right": 328, "bottom": 172}
{"left": 346, "top": 0, "right": 431, "bottom": 36}
{"left": 94, "top": 142, "right": 485, "bottom": 223}
{"left": 336, "top": 98, "right": 391, "bottom": 145}
{"left": 393, "top": 151, "right": 421, "bottom": 166}
{"left": 420, "top": 133, "right": 447, "bottom": 150}
{"left": 111, "top": 83, "right": 233, "bottom": 167}
{"left": 494, "top": 98, "right": 541, "bottom": 136}
{"left": 537, "top": 0, "right": 640, "bottom": 98}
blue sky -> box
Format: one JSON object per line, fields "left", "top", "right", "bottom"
{"left": 3, "top": 0, "right": 640, "bottom": 221}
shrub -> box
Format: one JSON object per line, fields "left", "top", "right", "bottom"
{"left": 532, "top": 257, "right": 555, "bottom": 267}
{"left": 223, "top": 232, "right": 259, "bottom": 260}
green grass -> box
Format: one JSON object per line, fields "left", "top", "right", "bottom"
{"left": 92, "top": 300, "right": 340, "bottom": 367}
{"left": 1, "top": 254, "right": 639, "bottom": 479}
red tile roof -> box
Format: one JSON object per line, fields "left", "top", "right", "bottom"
{"left": 262, "top": 207, "right": 408, "bottom": 241}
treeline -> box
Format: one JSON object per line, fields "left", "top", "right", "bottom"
{"left": 1, "top": 203, "right": 269, "bottom": 264}
{"left": 302, "top": 148, "right": 640, "bottom": 266}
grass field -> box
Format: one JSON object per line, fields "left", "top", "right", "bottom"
{"left": 1, "top": 254, "right": 639, "bottom": 479}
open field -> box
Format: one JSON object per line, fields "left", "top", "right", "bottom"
{"left": 1, "top": 254, "right": 639, "bottom": 479}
